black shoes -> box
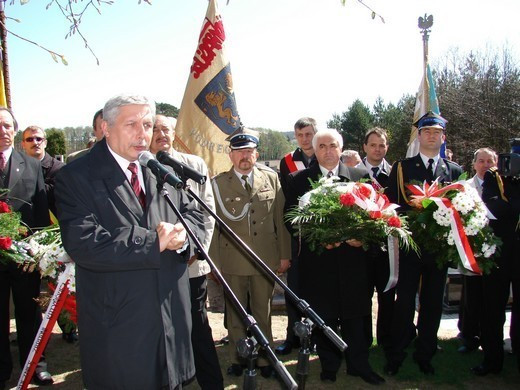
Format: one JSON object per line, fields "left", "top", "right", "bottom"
{"left": 275, "top": 339, "right": 301, "bottom": 355}
{"left": 33, "top": 370, "right": 54, "bottom": 386}
{"left": 226, "top": 364, "right": 243, "bottom": 377}
{"left": 62, "top": 330, "right": 78, "bottom": 343}
{"left": 383, "top": 361, "right": 400, "bottom": 376}
{"left": 320, "top": 371, "right": 337, "bottom": 383}
{"left": 259, "top": 365, "right": 275, "bottom": 378}
{"left": 215, "top": 335, "right": 229, "bottom": 346}
{"left": 228, "top": 364, "right": 275, "bottom": 378}
{"left": 471, "top": 364, "right": 501, "bottom": 376}
{"left": 457, "top": 344, "right": 478, "bottom": 353}
{"left": 415, "top": 360, "right": 435, "bottom": 375}
{"left": 275, "top": 340, "right": 294, "bottom": 355}
{"left": 348, "top": 369, "right": 385, "bottom": 385}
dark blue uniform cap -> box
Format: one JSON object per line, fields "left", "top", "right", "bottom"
{"left": 414, "top": 111, "right": 447, "bottom": 131}
{"left": 229, "top": 129, "right": 259, "bottom": 150}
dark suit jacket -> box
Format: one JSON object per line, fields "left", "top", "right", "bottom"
{"left": 285, "top": 163, "right": 371, "bottom": 319}
{"left": 386, "top": 154, "right": 463, "bottom": 210}
{"left": 482, "top": 170, "right": 520, "bottom": 276}
{"left": 1, "top": 149, "right": 50, "bottom": 229}
{"left": 0, "top": 149, "right": 49, "bottom": 373}
{"left": 40, "top": 152, "right": 65, "bottom": 216}
{"left": 359, "top": 157, "right": 392, "bottom": 189}
{"left": 279, "top": 147, "right": 316, "bottom": 196}
{"left": 55, "top": 139, "right": 205, "bottom": 389}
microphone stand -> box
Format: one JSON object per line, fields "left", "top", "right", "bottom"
{"left": 174, "top": 174, "right": 348, "bottom": 388}
{"left": 155, "top": 177, "right": 297, "bottom": 390}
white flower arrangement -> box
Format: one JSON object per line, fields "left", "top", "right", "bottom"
{"left": 407, "top": 178, "right": 502, "bottom": 274}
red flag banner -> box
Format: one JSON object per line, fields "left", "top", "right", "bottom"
{"left": 174, "top": 0, "right": 241, "bottom": 176}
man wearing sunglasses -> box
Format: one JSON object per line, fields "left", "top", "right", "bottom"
{"left": 21, "top": 126, "right": 65, "bottom": 217}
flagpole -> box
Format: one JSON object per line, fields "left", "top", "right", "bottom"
{"left": 0, "top": 0, "right": 11, "bottom": 108}
{"left": 418, "top": 14, "right": 432, "bottom": 67}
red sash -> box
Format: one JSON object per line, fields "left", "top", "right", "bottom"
{"left": 284, "top": 151, "right": 306, "bottom": 173}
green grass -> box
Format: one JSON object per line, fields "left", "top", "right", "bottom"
{"left": 5, "top": 333, "right": 520, "bottom": 389}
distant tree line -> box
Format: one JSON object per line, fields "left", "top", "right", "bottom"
{"left": 35, "top": 48, "right": 519, "bottom": 169}
{"left": 327, "top": 47, "right": 520, "bottom": 170}
{"left": 38, "top": 102, "right": 180, "bottom": 156}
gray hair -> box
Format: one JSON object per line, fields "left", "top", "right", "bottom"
{"left": 103, "top": 94, "right": 156, "bottom": 126}
{"left": 312, "top": 128, "right": 344, "bottom": 150}
{"left": 473, "top": 147, "right": 497, "bottom": 163}
{"left": 341, "top": 149, "right": 360, "bottom": 159}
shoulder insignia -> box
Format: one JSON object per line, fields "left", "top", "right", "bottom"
{"left": 256, "top": 163, "right": 276, "bottom": 173}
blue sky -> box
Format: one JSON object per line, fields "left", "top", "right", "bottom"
{"left": 4, "top": 0, "right": 519, "bottom": 132}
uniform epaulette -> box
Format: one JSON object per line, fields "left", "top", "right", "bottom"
{"left": 212, "top": 171, "right": 228, "bottom": 180}
{"left": 489, "top": 167, "right": 508, "bottom": 202}
{"left": 255, "top": 163, "right": 276, "bottom": 173}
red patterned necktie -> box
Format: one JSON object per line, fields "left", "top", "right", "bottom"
{"left": 127, "top": 163, "right": 146, "bottom": 210}
{"left": 0, "top": 152, "right": 6, "bottom": 171}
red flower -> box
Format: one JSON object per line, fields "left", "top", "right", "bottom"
{"left": 369, "top": 210, "right": 383, "bottom": 219}
{"left": 0, "top": 201, "right": 10, "bottom": 213}
{"left": 340, "top": 193, "right": 355, "bottom": 206}
{"left": 0, "top": 236, "right": 12, "bottom": 250}
{"left": 387, "top": 216, "right": 401, "bottom": 228}
{"left": 358, "top": 185, "right": 372, "bottom": 198}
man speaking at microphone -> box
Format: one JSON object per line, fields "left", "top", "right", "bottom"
{"left": 55, "top": 95, "right": 205, "bottom": 389}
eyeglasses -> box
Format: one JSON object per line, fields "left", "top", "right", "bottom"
{"left": 24, "top": 137, "right": 45, "bottom": 143}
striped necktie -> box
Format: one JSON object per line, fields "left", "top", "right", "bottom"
{"left": 128, "top": 163, "right": 146, "bottom": 210}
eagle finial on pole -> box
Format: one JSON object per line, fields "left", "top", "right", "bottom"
{"left": 418, "top": 14, "right": 433, "bottom": 65}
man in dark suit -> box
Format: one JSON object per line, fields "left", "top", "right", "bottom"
{"left": 357, "top": 127, "right": 394, "bottom": 351}
{"left": 384, "top": 112, "right": 463, "bottom": 376}
{"left": 0, "top": 108, "right": 51, "bottom": 389}
{"left": 55, "top": 95, "right": 205, "bottom": 389}
{"left": 21, "top": 125, "right": 77, "bottom": 344}
{"left": 21, "top": 125, "right": 65, "bottom": 217}
{"left": 473, "top": 146, "right": 520, "bottom": 375}
{"left": 277, "top": 117, "right": 317, "bottom": 355}
{"left": 285, "top": 129, "right": 385, "bottom": 385}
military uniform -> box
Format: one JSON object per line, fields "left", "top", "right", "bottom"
{"left": 210, "top": 163, "right": 290, "bottom": 366}
{"left": 384, "top": 112, "right": 464, "bottom": 375}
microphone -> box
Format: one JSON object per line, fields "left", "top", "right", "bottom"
{"left": 156, "top": 150, "right": 207, "bottom": 185}
{"left": 138, "top": 151, "right": 184, "bottom": 190}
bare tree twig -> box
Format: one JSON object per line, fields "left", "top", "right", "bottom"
{"left": 340, "top": 0, "right": 385, "bottom": 24}
{"left": 0, "top": 18, "right": 68, "bottom": 65}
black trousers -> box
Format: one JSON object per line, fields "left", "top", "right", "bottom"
{"left": 189, "top": 275, "right": 223, "bottom": 390}
{"left": 386, "top": 252, "right": 447, "bottom": 365}
{"left": 0, "top": 263, "right": 42, "bottom": 381}
{"left": 480, "top": 269, "right": 520, "bottom": 371}
{"left": 364, "top": 251, "right": 395, "bottom": 350}
{"left": 316, "top": 316, "right": 372, "bottom": 375}
{"left": 459, "top": 275, "right": 483, "bottom": 345}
